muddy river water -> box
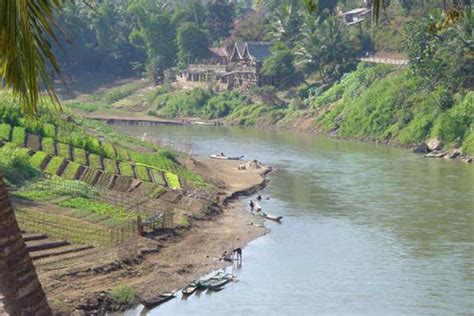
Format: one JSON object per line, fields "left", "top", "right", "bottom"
{"left": 118, "top": 125, "right": 474, "bottom": 315}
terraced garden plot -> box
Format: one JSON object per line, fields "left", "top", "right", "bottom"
{"left": 73, "top": 148, "right": 88, "bottom": 165}
{"left": 0, "top": 123, "right": 11, "bottom": 141}
{"left": 43, "top": 123, "right": 56, "bottom": 138}
{"left": 11, "top": 126, "right": 26, "bottom": 146}
{"left": 61, "top": 161, "right": 81, "bottom": 180}
{"left": 116, "top": 146, "right": 130, "bottom": 161}
{"left": 42, "top": 137, "right": 56, "bottom": 155}
{"left": 88, "top": 153, "right": 102, "bottom": 169}
{"left": 102, "top": 142, "right": 116, "bottom": 159}
{"left": 44, "top": 157, "right": 65, "bottom": 176}
{"left": 135, "top": 165, "right": 151, "bottom": 182}
{"left": 30, "top": 151, "right": 49, "bottom": 169}
{"left": 57, "top": 142, "right": 71, "bottom": 160}
{"left": 150, "top": 169, "right": 165, "bottom": 186}
{"left": 165, "top": 172, "right": 181, "bottom": 190}
{"left": 103, "top": 158, "right": 118, "bottom": 174}
{"left": 118, "top": 162, "right": 134, "bottom": 177}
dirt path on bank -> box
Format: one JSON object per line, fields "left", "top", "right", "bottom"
{"left": 39, "top": 159, "right": 271, "bottom": 314}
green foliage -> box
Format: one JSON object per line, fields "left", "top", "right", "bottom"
{"left": 165, "top": 172, "right": 181, "bottom": 190}
{"left": 102, "top": 142, "right": 116, "bottom": 159}
{"left": 62, "top": 161, "right": 81, "bottom": 180}
{"left": 73, "top": 148, "right": 88, "bottom": 165}
{"left": 0, "top": 123, "right": 11, "bottom": 141}
{"left": 88, "top": 154, "right": 103, "bottom": 169}
{"left": 262, "top": 42, "right": 297, "bottom": 88}
{"left": 176, "top": 23, "right": 210, "bottom": 65}
{"left": 66, "top": 101, "right": 100, "bottom": 112}
{"left": 11, "top": 126, "right": 26, "bottom": 146}
{"left": 116, "top": 146, "right": 129, "bottom": 161}
{"left": 15, "top": 177, "right": 98, "bottom": 201}
{"left": 103, "top": 158, "right": 118, "bottom": 174}
{"left": 109, "top": 285, "right": 138, "bottom": 305}
{"left": 119, "top": 163, "right": 134, "bottom": 177}
{"left": 30, "top": 151, "right": 48, "bottom": 169}
{"left": 135, "top": 165, "right": 150, "bottom": 181}
{"left": 43, "top": 123, "right": 56, "bottom": 138}
{"left": 44, "top": 157, "right": 65, "bottom": 176}
{"left": 42, "top": 137, "right": 56, "bottom": 156}
{"left": 57, "top": 143, "right": 71, "bottom": 160}
{"left": 0, "top": 143, "right": 38, "bottom": 185}
{"left": 58, "top": 197, "right": 129, "bottom": 218}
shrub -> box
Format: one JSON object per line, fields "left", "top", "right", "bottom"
{"left": 30, "top": 151, "right": 48, "bottom": 169}
{"left": 42, "top": 137, "right": 56, "bottom": 156}
{"left": 119, "top": 163, "right": 134, "bottom": 177}
{"left": 109, "top": 285, "right": 138, "bottom": 305}
{"left": 44, "top": 157, "right": 65, "bottom": 176}
{"left": 0, "top": 143, "right": 38, "bottom": 185}
{"left": 11, "top": 126, "right": 26, "bottom": 146}
{"left": 0, "top": 123, "right": 11, "bottom": 141}
{"left": 57, "top": 143, "right": 71, "bottom": 160}
{"left": 61, "top": 161, "right": 81, "bottom": 180}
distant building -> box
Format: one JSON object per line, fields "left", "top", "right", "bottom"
{"left": 181, "top": 41, "right": 276, "bottom": 91}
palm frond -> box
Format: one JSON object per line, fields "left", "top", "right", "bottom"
{"left": 0, "top": 0, "right": 62, "bottom": 115}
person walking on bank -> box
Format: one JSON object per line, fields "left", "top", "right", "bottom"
{"left": 249, "top": 200, "right": 255, "bottom": 213}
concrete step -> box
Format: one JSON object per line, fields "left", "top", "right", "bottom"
{"left": 26, "top": 240, "right": 70, "bottom": 252}
{"left": 22, "top": 232, "right": 48, "bottom": 242}
{"left": 31, "top": 244, "right": 94, "bottom": 261}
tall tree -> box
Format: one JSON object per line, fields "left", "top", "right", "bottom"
{"left": 0, "top": 0, "right": 60, "bottom": 314}
{"left": 205, "top": 0, "right": 236, "bottom": 42}
{"left": 176, "top": 23, "right": 210, "bottom": 65}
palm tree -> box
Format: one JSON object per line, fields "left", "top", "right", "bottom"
{"left": 0, "top": 0, "right": 63, "bottom": 315}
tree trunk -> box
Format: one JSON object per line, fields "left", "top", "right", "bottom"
{"left": 0, "top": 175, "right": 52, "bottom": 316}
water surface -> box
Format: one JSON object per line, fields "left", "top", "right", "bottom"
{"left": 118, "top": 125, "right": 474, "bottom": 315}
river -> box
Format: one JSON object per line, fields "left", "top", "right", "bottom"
{"left": 117, "top": 125, "right": 474, "bottom": 315}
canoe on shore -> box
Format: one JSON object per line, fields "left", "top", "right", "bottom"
{"left": 258, "top": 214, "right": 283, "bottom": 222}
{"left": 210, "top": 154, "right": 244, "bottom": 160}
{"left": 182, "top": 282, "right": 198, "bottom": 296}
{"left": 140, "top": 292, "right": 175, "bottom": 309}
{"left": 198, "top": 278, "right": 231, "bottom": 290}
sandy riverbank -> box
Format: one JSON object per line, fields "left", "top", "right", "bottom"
{"left": 40, "top": 159, "right": 271, "bottom": 315}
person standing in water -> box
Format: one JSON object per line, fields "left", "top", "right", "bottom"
{"left": 249, "top": 200, "right": 255, "bottom": 213}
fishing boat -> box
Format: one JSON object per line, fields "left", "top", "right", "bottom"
{"left": 140, "top": 292, "right": 175, "bottom": 309}
{"left": 196, "top": 271, "right": 235, "bottom": 290}
{"left": 258, "top": 213, "right": 283, "bottom": 222}
{"left": 181, "top": 282, "right": 198, "bottom": 296}
{"left": 210, "top": 154, "right": 244, "bottom": 160}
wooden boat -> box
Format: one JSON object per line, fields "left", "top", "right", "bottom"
{"left": 258, "top": 213, "right": 283, "bottom": 222}
{"left": 210, "top": 154, "right": 244, "bottom": 160}
{"left": 181, "top": 282, "right": 198, "bottom": 296}
{"left": 198, "top": 278, "right": 230, "bottom": 290}
{"left": 140, "top": 292, "right": 175, "bottom": 309}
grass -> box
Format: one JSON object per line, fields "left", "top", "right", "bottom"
{"left": 30, "top": 151, "right": 48, "bottom": 169}
{"left": 11, "top": 126, "right": 26, "bottom": 146}
{"left": 14, "top": 177, "right": 98, "bottom": 201}
{"left": 62, "top": 161, "right": 81, "bottom": 180}
{"left": 73, "top": 148, "right": 88, "bottom": 165}
{"left": 109, "top": 285, "right": 138, "bottom": 306}
{"left": 88, "top": 154, "right": 102, "bottom": 169}
{"left": 165, "top": 172, "right": 181, "bottom": 190}
{"left": 58, "top": 197, "right": 130, "bottom": 218}
{"left": 119, "top": 162, "right": 134, "bottom": 177}
{"left": 57, "top": 142, "right": 71, "bottom": 160}
{"left": 0, "top": 123, "right": 11, "bottom": 141}
{"left": 135, "top": 165, "right": 150, "bottom": 182}
{"left": 42, "top": 137, "right": 56, "bottom": 155}
{"left": 103, "top": 158, "right": 118, "bottom": 174}
{"left": 44, "top": 156, "right": 65, "bottom": 176}
{"left": 66, "top": 101, "right": 100, "bottom": 112}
